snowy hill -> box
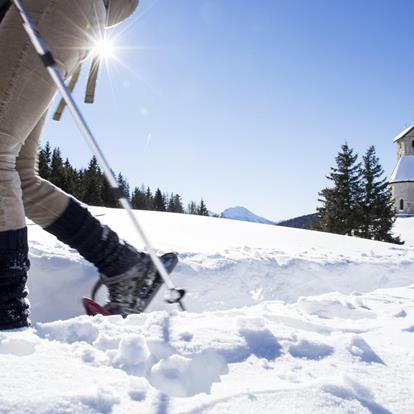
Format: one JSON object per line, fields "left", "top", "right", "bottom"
{"left": 2, "top": 208, "right": 414, "bottom": 413}
{"left": 394, "top": 215, "right": 414, "bottom": 246}
{"left": 220, "top": 206, "right": 274, "bottom": 225}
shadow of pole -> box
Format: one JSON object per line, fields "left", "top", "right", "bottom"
{"left": 156, "top": 393, "right": 170, "bottom": 414}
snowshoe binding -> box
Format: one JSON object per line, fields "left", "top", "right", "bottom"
{"left": 83, "top": 252, "right": 178, "bottom": 317}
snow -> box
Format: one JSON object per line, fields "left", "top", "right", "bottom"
{"left": 220, "top": 206, "right": 274, "bottom": 225}
{"left": 2, "top": 209, "right": 414, "bottom": 413}
{"left": 389, "top": 155, "right": 414, "bottom": 182}
{"left": 393, "top": 123, "right": 414, "bottom": 142}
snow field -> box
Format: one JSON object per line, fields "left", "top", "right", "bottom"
{"left": 1, "top": 285, "right": 414, "bottom": 413}
{"left": 1, "top": 209, "right": 414, "bottom": 413}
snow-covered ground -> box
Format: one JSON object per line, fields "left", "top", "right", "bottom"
{"left": 1, "top": 209, "right": 414, "bottom": 413}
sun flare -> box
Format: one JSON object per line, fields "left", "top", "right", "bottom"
{"left": 93, "top": 37, "right": 115, "bottom": 59}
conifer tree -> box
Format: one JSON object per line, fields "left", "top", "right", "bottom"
{"left": 82, "top": 156, "right": 103, "bottom": 206}
{"left": 173, "top": 194, "right": 184, "bottom": 213}
{"left": 117, "top": 173, "right": 130, "bottom": 201}
{"left": 314, "top": 143, "right": 363, "bottom": 235}
{"left": 38, "top": 141, "right": 51, "bottom": 180}
{"left": 357, "top": 146, "right": 403, "bottom": 244}
{"left": 50, "top": 148, "right": 66, "bottom": 190}
{"left": 153, "top": 188, "right": 166, "bottom": 211}
{"left": 197, "top": 198, "right": 209, "bottom": 216}
{"left": 100, "top": 169, "right": 118, "bottom": 208}
{"left": 187, "top": 201, "right": 197, "bottom": 215}
{"left": 131, "top": 186, "right": 147, "bottom": 209}
{"left": 62, "top": 158, "right": 79, "bottom": 198}
{"left": 145, "top": 187, "right": 154, "bottom": 210}
{"left": 167, "top": 193, "right": 175, "bottom": 212}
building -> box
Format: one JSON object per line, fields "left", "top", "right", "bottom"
{"left": 389, "top": 125, "right": 414, "bottom": 215}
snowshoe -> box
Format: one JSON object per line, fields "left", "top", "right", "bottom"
{"left": 83, "top": 252, "right": 178, "bottom": 317}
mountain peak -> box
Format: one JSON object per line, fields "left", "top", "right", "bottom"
{"left": 221, "top": 206, "right": 274, "bottom": 225}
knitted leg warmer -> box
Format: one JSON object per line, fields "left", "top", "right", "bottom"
{"left": 0, "top": 227, "right": 30, "bottom": 330}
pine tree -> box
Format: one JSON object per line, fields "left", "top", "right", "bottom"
{"left": 357, "top": 146, "right": 403, "bottom": 244}
{"left": 62, "top": 158, "right": 79, "bottom": 197}
{"left": 101, "top": 171, "right": 118, "bottom": 208}
{"left": 145, "top": 187, "right": 154, "bottom": 210}
{"left": 131, "top": 186, "right": 147, "bottom": 209}
{"left": 314, "top": 143, "right": 363, "bottom": 235}
{"left": 187, "top": 201, "right": 197, "bottom": 215}
{"left": 50, "top": 148, "right": 66, "bottom": 190}
{"left": 82, "top": 156, "right": 103, "bottom": 206}
{"left": 38, "top": 141, "right": 51, "bottom": 180}
{"left": 173, "top": 194, "right": 184, "bottom": 213}
{"left": 197, "top": 198, "right": 209, "bottom": 216}
{"left": 153, "top": 188, "right": 166, "bottom": 211}
{"left": 117, "top": 173, "right": 130, "bottom": 201}
{"left": 167, "top": 193, "right": 175, "bottom": 212}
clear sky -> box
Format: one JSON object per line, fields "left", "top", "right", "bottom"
{"left": 42, "top": 0, "right": 414, "bottom": 221}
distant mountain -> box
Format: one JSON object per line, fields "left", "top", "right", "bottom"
{"left": 277, "top": 213, "right": 319, "bottom": 229}
{"left": 221, "top": 207, "right": 274, "bottom": 225}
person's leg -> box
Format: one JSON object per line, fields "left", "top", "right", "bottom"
{"left": 0, "top": 0, "right": 105, "bottom": 329}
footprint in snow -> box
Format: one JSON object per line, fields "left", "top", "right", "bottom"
{"left": 238, "top": 327, "right": 282, "bottom": 361}
{"left": 288, "top": 339, "right": 334, "bottom": 360}
{"left": 0, "top": 335, "right": 37, "bottom": 356}
{"left": 402, "top": 325, "right": 414, "bottom": 333}
{"left": 393, "top": 309, "right": 407, "bottom": 318}
{"left": 150, "top": 350, "right": 228, "bottom": 398}
{"left": 347, "top": 335, "right": 385, "bottom": 365}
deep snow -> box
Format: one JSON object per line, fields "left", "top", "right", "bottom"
{"left": 1, "top": 208, "right": 414, "bottom": 413}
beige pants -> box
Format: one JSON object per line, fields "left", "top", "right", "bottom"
{"left": 0, "top": 0, "right": 106, "bottom": 231}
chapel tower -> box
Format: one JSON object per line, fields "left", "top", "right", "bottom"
{"left": 389, "top": 125, "right": 414, "bottom": 214}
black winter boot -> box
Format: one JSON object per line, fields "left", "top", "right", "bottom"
{"left": 45, "top": 199, "right": 143, "bottom": 277}
{"left": 0, "top": 228, "right": 31, "bottom": 330}
{"left": 45, "top": 199, "right": 176, "bottom": 315}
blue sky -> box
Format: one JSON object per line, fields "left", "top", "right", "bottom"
{"left": 43, "top": 0, "right": 414, "bottom": 221}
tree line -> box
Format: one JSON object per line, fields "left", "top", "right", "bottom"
{"left": 38, "top": 142, "right": 210, "bottom": 216}
{"left": 313, "top": 143, "right": 403, "bottom": 244}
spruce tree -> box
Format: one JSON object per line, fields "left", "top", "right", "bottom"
{"left": 187, "top": 201, "right": 197, "bottom": 215}
{"left": 314, "top": 143, "right": 363, "bottom": 235}
{"left": 50, "top": 148, "right": 66, "bottom": 190}
{"left": 101, "top": 171, "right": 118, "bottom": 208}
{"left": 131, "top": 186, "right": 147, "bottom": 209}
{"left": 197, "top": 198, "right": 209, "bottom": 216}
{"left": 38, "top": 141, "right": 51, "bottom": 180}
{"left": 82, "top": 156, "right": 104, "bottom": 206}
{"left": 167, "top": 193, "right": 175, "bottom": 212}
{"left": 173, "top": 194, "right": 184, "bottom": 213}
{"left": 153, "top": 188, "right": 166, "bottom": 211}
{"left": 357, "top": 146, "right": 403, "bottom": 244}
{"left": 62, "top": 158, "right": 79, "bottom": 198}
{"left": 117, "top": 173, "right": 130, "bottom": 201}
{"left": 145, "top": 187, "right": 154, "bottom": 210}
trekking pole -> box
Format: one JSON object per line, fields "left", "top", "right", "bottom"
{"left": 12, "top": 0, "right": 186, "bottom": 311}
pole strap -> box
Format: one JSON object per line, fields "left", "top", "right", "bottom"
{"left": 53, "top": 64, "right": 82, "bottom": 121}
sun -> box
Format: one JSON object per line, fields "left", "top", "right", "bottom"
{"left": 93, "top": 37, "right": 115, "bottom": 59}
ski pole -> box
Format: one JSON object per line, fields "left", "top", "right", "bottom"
{"left": 12, "top": 0, "right": 186, "bottom": 312}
